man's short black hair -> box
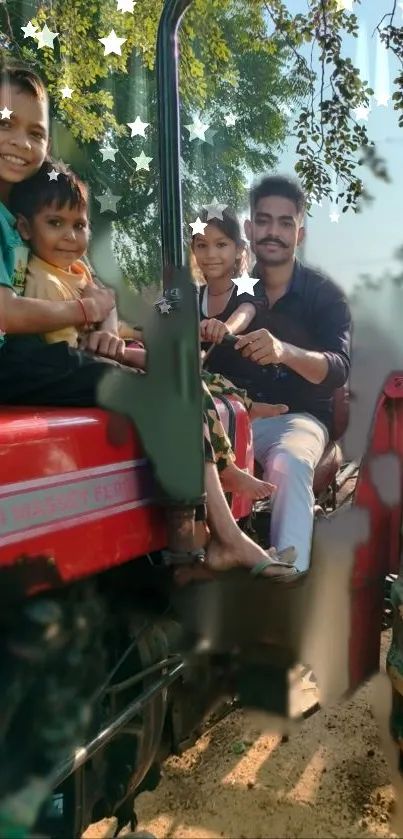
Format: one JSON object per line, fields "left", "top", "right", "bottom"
{"left": 250, "top": 174, "right": 306, "bottom": 217}
{"left": 9, "top": 160, "right": 89, "bottom": 220}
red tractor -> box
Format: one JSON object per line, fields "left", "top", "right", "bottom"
{"left": 0, "top": 1, "right": 401, "bottom": 837}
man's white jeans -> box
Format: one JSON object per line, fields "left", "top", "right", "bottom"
{"left": 252, "top": 413, "right": 329, "bottom": 573}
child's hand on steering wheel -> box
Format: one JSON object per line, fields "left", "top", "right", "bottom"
{"left": 200, "top": 318, "right": 230, "bottom": 345}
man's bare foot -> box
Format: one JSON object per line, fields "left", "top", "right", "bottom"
{"left": 220, "top": 463, "right": 275, "bottom": 500}
{"left": 250, "top": 402, "right": 289, "bottom": 421}
{"left": 205, "top": 533, "right": 297, "bottom": 577}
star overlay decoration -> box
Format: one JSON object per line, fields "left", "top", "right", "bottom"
{"left": 61, "top": 86, "right": 74, "bottom": 99}
{"left": 0, "top": 107, "right": 12, "bottom": 120}
{"left": 127, "top": 117, "right": 149, "bottom": 137}
{"left": 185, "top": 117, "right": 210, "bottom": 142}
{"left": 100, "top": 146, "right": 118, "bottom": 162}
{"left": 189, "top": 217, "right": 207, "bottom": 236}
{"left": 95, "top": 188, "right": 122, "bottom": 214}
{"left": 330, "top": 211, "right": 340, "bottom": 223}
{"left": 117, "top": 0, "right": 136, "bottom": 10}
{"left": 353, "top": 104, "right": 370, "bottom": 121}
{"left": 375, "top": 92, "right": 390, "bottom": 107}
{"left": 21, "top": 21, "right": 37, "bottom": 39}
{"left": 99, "top": 30, "right": 127, "bottom": 56}
{"left": 224, "top": 113, "right": 237, "bottom": 127}
{"left": 233, "top": 272, "right": 259, "bottom": 296}
{"left": 35, "top": 24, "right": 59, "bottom": 49}
{"left": 47, "top": 169, "right": 59, "bottom": 181}
{"left": 204, "top": 198, "right": 227, "bottom": 221}
{"left": 157, "top": 299, "right": 172, "bottom": 315}
{"left": 133, "top": 151, "right": 152, "bottom": 171}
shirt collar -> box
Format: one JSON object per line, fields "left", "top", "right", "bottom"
{"left": 251, "top": 259, "right": 305, "bottom": 298}
{"left": 0, "top": 200, "right": 18, "bottom": 228}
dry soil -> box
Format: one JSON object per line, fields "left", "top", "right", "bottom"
{"left": 135, "top": 633, "right": 399, "bottom": 839}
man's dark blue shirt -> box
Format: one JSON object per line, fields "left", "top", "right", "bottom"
{"left": 202, "top": 260, "right": 351, "bottom": 435}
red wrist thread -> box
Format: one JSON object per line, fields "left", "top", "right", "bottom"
{"left": 77, "top": 298, "right": 89, "bottom": 328}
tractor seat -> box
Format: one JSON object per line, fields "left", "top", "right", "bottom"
{"left": 254, "top": 384, "right": 350, "bottom": 496}
{"left": 312, "top": 440, "right": 343, "bottom": 495}
{"left": 313, "top": 384, "right": 349, "bottom": 494}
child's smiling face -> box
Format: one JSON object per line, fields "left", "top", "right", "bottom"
{"left": 19, "top": 200, "right": 90, "bottom": 271}
{"left": 193, "top": 223, "right": 242, "bottom": 284}
{"left": 0, "top": 85, "right": 49, "bottom": 197}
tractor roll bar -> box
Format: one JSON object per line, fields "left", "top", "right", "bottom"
{"left": 156, "top": 0, "right": 194, "bottom": 277}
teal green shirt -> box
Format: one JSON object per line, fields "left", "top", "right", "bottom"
{"left": 0, "top": 200, "right": 29, "bottom": 348}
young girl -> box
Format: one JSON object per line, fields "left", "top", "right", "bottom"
{"left": 191, "top": 207, "right": 289, "bottom": 420}
{"left": 192, "top": 206, "right": 258, "bottom": 344}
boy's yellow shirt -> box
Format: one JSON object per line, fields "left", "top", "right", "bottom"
{"left": 24, "top": 254, "right": 93, "bottom": 347}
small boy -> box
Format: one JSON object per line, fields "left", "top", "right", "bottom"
{"left": 0, "top": 61, "right": 117, "bottom": 405}
{"left": 11, "top": 160, "right": 107, "bottom": 346}
{"left": 9, "top": 158, "right": 148, "bottom": 371}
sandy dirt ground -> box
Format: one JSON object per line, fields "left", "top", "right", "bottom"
{"left": 134, "top": 632, "right": 399, "bottom": 839}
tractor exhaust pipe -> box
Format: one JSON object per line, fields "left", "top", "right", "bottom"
{"left": 156, "top": 0, "right": 206, "bottom": 560}
{"left": 156, "top": 0, "right": 194, "bottom": 279}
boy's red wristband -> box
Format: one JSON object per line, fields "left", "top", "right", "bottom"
{"left": 77, "top": 298, "right": 89, "bottom": 328}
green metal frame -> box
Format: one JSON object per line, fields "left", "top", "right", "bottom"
{"left": 104, "top": 0, "right": 205, "bottom": 508}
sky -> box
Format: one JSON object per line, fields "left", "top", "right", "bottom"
{"left": 268, "top": 0, "right": 403, "bottom": 294}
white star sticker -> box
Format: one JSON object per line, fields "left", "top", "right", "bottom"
{"left": 61, "top": 86, "right": 74, "bottom": 99}
{"left": 21, "top": 21, "right": 37, "bottom": 39}
{"left": 158, "top": 300, "right": 171, "bottom": 314}
{"left": 0, "top": 106, "right": 12, "bottom": 120}
{"left": 95, "top": 188, "right": 122, "bottom": 214}
{"left": 35, "top": 24, "right": 59, "bottom": 50}
{"left": 233, "top": 272, "right": 259, "bottom": 296}
{"left": 329, "top": 211, "right": 340, "bottom": 223}
{"left": 100, "top": 146, "right": 118, "bottom": 162}
{"left": 117, "top": 0, "right": 136, "bottom": 10}
{"left": 224, "top": 113, "right": 237, "bottom": 127}
{"left": 185, "top": 117, "right": 210, "bottom": 142}
{"left": 375, "top": 92, "right": 390, "bottom": 107}
{"left": 47, "top": 169, "right": 59, "bottom": 181}
{"left": 99, "top": 30, "right": 127, "bottom": 56}
{"left": 133, "top": 151, "right": 152, "bottom": 171}
{"left": 189, "top": 217, "right": 207, "bottom": 235}
{"left": 354, "top": 104, "right": 370, "bottom": 121}
{"left": 54, "top": 157, "right": 70, "bottom": 171}
{"left": 204, "top": 198, "right": 227, "bottom": 221}
{"left": 127, "top": 116, "right": 149, "bottom": 137}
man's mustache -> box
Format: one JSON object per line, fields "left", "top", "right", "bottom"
{"left": 256, "top": 237, "right": 287, "bottom": 248}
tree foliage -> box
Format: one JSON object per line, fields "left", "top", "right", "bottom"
{"left": 0, "top": 0, "right": 401, "bottom": 287}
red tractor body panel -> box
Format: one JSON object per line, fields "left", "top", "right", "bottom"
{"left": 348, "top": 373, "right": 403, "bottom": 689}
{"left": 0, "top": 398, "right": 253, "bottom": 588}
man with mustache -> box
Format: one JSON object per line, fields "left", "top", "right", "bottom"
{"left": 215, "top": 175, "right": 351, "bottom": 573}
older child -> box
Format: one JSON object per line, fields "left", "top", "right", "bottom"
{"left": 0, "top": 62, "right": 117, "bottom": 404}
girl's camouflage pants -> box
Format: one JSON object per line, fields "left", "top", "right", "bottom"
{"left": 202, "top": 371, "right": 252, "bottom": 473}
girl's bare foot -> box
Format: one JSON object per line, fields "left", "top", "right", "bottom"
{"left": 250, "top": 402, "right": 289, "bottom": 421}
{"left": 220, "top": 463, "right": 275, "bottom": 500}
